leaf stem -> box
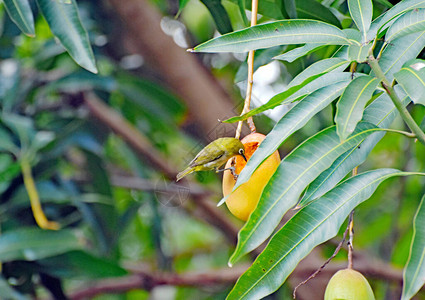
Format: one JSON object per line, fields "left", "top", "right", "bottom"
{"left": 368, "top": 55, "right": 425, "bottom": 146}
{"left": 235, "top": 0, "right": 258, "bottom": 139}
{"left": 21, "top": 159, "right": 60, "bottom": 230}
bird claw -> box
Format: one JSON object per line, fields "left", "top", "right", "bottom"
{"left": 217, "top": 166, "right": 239, "bottom": 180}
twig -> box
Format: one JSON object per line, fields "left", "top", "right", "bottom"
{"left": 68, "top": 265, "right": 249, "bottom": 300}
{"left": 292, "top": 214, "right": 352, "bottom": 298}
{"left": 21, "top": 159, "right": 60, "bottom": 230}
{"left": 347, "top": 209, "right": 355, "bottom": 269}
{"left": 368, "top": 54, "right": 425, "bottom": 146}
{"left": 235, "top": 0, "right": 258, "bottom": 139}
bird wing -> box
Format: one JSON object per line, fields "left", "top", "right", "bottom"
{"left": 189, "top": 146, "right": 225, "bottom": 168}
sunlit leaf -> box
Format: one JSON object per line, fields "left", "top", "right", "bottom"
{"left": 191, "top": 20, "right": 351, "bottom": 53}
{"left": 348, "top": 0, "right": 373, "bottom": 42}
{"left": 402, "top": 194, "right": 425, "bottom": 300}
{"left": 229, "top": 122, "right": 381, "bottom": 264}
{"left": 335, "top": 75, "right": 379, "bottom": 141}
{"left": 273, "top": 44, "right": 325, "bottom": 62}
{"left": 385, "top": 8, "right": 425, "bottom": 42}
{"left": 395, "top": 61, "right": 425, "bottom": 105}
{"left": 228, "top": 169, "right": 422, "bottom": 300}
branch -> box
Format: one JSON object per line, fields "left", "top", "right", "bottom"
{"left": 368, "top": 55, "right": 425, "bottom": 146}
{"left": 68, "top": 265, "right": 249, "bottom": 300}
{"left": 106, "top": 0, "right": 243, "bottom": 137}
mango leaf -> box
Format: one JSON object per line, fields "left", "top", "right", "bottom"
{"left": 402, "top": 194, "right": 425, "bottom": 300}
{"left": 294, "top": 0, "right": 340, "bottom": 27}
{"left": 385, "top": 8, "right": 425, "bottom": 42}
{"left": 0, "top": 228, "right": 83, "bottom": 261}
{"left": 224, "top": 72, "right": 355, "bottom": 123}
{"left": 347, "top": 43, "right": 372, "bottom": 63}
{"left": 176, "top": 0, "right": 191, "bottom": 17}
{"left": 300, "top": 91, "right": 409, "bottom": 205}
{"left": 288, "top": 58, "right": 350, "bottom": 87}
{"left": 191, "top": 20, "right": 351, "bottom": 53}
{"left": 335, "top": 75, "right": 379, "bottom": 141}
{"left": 348, "top": 0, "right": 373, "bottom": 42}
{"left": 38, "top": 250, "right": 128, "bottom": 278}
{"left": 200, "top": 0, "right": 233, "bottom": 34}
{"left": 3, "top": 0, "right": 35, "bottom": 36}
{"left": 273, "top": 44, "right": 325, "bottom": 62}
{"left": 227, "top": 169, "right": 422, "bottom": 300}
{"left": 368, "top": 0, "right": 425, "bottom": 39}
{"left": 395, "top": 62, "right": 425, "bottom": 105}
{"left": 229, "top": 122, "right": 382, "bottom": 264}
{"left": 36, "top": 0, "right": 97, "bottom": 73}
{"left": 378, "top": 31, "right": 425, "bottom": 81}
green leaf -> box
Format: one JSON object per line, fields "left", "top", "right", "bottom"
{"left": 227, "top": 169, "right": 422, "bottom": 300}
{"left": 237, "top": 0, "right": 249, "bottom": 26}
{"left": 378, "top": 31, "right": 425, "bottom": 81}
{"left": 385, "top": 8, "right": 425, "bottom": 42}
{"left": 348, "top": 0, "right": 373, "bottom": 41}
{"left": 0, "top": 228, "right": 82, "bottom": 261}
{"left": 229, "top": 122, "right": 381, "bottom": 264}
{"left": 347, "top": 43, "right": 372, "bottom": 63}
{"left": 288, "top": 58, "right": 350, "bottom": 87}
{"left": 395, "top": 62, "right": 425, "bottom": 106}
{"left": 191, "top": 20, "right": 351, "bottom": 53}
{"left": 294, "top": 0, "right": 340, "bottom": 27}
{"left": 335, "top": 75, "right": 379, "bottom": 141}
{"left": 273, "top": 43, "right": 325, "bottom": 62}
{"left": 38, "top": 250, "right": 128, "bottom": 278}
{"left": 368, "top": 0, "right": 425, "bottom": 39}
{"left": 176, "top": 0, "right": 191, "bottom": 17}
{"left": 36, "top": 0, "right": 97, "bottom": 73}
{"left": 3, "top": 0, "right": 35, "bottom": 36}
{"left": 300, "top": 91, "right": 409, "bottom": 205}
{"left": 225, "top": 72, "right": 355, "bottom": 123}
{"left": 200, "top": 0, "right": 233, "bottom": 34}
{"left": 402, "top": 194, "right": 425, "bottom": 300}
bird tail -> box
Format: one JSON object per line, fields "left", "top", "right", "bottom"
{"left": 176, "top": 167, "right": 194, "bottom": 182}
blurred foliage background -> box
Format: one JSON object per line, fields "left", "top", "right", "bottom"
{"left": 0, "top": 0, "right": 424, "bottom": 299}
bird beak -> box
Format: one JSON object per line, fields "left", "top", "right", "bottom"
{"left": 241, "top": 153, "right": 247, "bottom": 162}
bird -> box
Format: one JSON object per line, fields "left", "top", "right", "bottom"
{"left": 176, "top": 137, "right": 247, "bottom": 181}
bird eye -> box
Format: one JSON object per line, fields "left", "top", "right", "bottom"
{"left": 239, "top": 149, "right": 244, "bottom": 154}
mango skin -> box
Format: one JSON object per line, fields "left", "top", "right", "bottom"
{"left": 324, "top": 269, "right": 375, "bottom": 300}
{"left": 222, "top": 133, "right": 280, "bottom": 221}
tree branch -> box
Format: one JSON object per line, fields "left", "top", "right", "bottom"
{"left": 106, "top": 0, "right": 244, "bottom": 137}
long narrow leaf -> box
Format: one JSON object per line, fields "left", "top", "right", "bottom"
{"left": 191, "top": 20, "right": 351, "bottom": 53}
{"left": 274, "top": 44, "right": 324, "bottom": 62}
{"left": 395, "top": 62, "right": 425, "bottom": 105}
{"left": 200, "top": 0, "right": 233, "bottom": 34}
{"left": 36, "top": 0, "right": 97, "bottom": 73}
{"left": 367, "top": 0, "right": 425, "bottom": 39}
{"left": 402, "top": 194, "right": 425, "bottom": 300}
{"left": 385, "top": 8, "right": 425, "bottom": 42}
{"left": 229, "top": 122, "right": 382, "bottom": 264}
{"left": 300, "top": 87, "right": 410, "bottom": 206}
{"left": 348, "top": 0, "right": 373, "bottom": 42}
{"left": 224, "top": 72, "right": 354, "bottom": 123}
{"left": 3, "top": 0, "right": 35, "bottom": 36}
{"left": 378, "top": 31, "right": 425, "bottom": 81}
{"left": 227, "top": 169, "right": 423, "bottom": 300}
{"left": 0, "top": 228, "right": 82, "bottom": 261}
{"left": 295, "top": 0, "right": 341, "bottom": 27}
{"left": 335, "top": 75, "right": 379, "bottom": 141}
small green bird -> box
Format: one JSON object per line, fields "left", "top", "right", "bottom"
{"left": 176, "top": 137, "right": 247, "bottom": 182}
